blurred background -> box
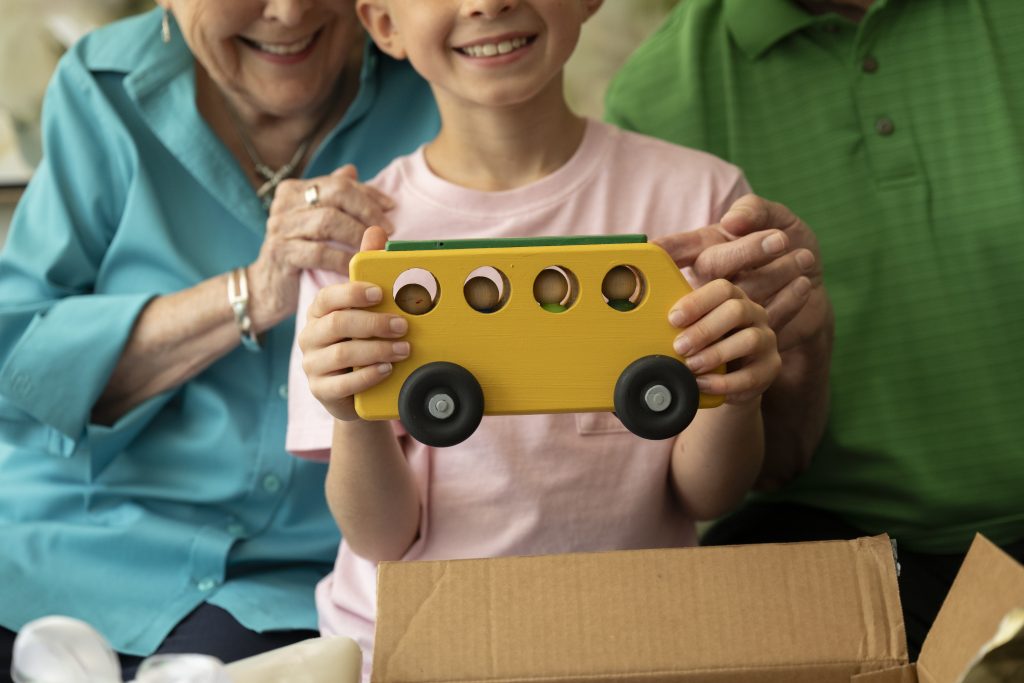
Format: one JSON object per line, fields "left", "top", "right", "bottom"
{"left": 0, "top": 0, "right": 680, "bottom": 246}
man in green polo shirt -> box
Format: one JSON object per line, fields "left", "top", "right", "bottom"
{"left": 607, "top": 0, "right": 1024, "bottom": 658}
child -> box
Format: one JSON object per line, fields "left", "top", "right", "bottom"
{"left": 287, "top": 0, "right": 782, "bottom": 677}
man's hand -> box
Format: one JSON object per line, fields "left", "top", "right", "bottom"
{"left": 654, "top": 194, "right": 829, "bottom": 351}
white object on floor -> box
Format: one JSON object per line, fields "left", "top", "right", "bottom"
{"left": 11, "top": 616, "right": 362, "bottom": 683}
{"left": 11, "top": 615, "right": 121, "bottom": 683}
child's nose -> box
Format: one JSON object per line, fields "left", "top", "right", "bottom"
{"left": 463, "top": 0, "right": 519, "bottom": 20}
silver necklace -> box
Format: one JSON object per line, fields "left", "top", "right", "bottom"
{"left": 222, "top": 95, "right": 330, "bottom": 209}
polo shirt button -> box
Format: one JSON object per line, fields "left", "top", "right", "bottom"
{"left": 262, "top": 474, "right": 282, "bottom": 493}
{"left": 278, "top": 384, "right": 288, "bottom": 399}
{"left": 197, "top": 577, "right": 218, "bottom": 592}
{"left": 227, "top": 522, "right": 246, "bottom": 537}
{"left": 862, "top": 56, "right": 879, "bottom": 73}
{"left": 875, "top": 117, "right": 895, "bottom": 136}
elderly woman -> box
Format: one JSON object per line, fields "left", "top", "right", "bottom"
{"left": 0, "top": 0, "right": 437, "bottom": 675}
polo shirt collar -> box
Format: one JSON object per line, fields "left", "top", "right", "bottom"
{"left": 724, "top": 0, "right": 816, "bottom": 60}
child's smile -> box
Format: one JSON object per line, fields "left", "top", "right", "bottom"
{"left": 358, "top": 0, "right": 602, "bottom": 110}
{"left": 453, "top": 33, "right": 537, "bottom": 62}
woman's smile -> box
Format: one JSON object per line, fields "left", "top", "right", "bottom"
{"left": 239, "top": 28, "right": 322, "bottom": 64}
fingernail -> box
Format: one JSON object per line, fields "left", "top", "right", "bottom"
{"left": 366, "top": 286, "right": 382, "bottom": 303}
{"left": 762, "top": 234, "right": 785, "bottom": 254}
{"left": 389, "top": 317, "right": 408, "bottom": 334}
{"left": 669, "top": 309, "right": 685, "bottom": 327}
{"left": 673, "top": 335, "right": 692, "bottom": 356}
{"left": 696, "top": 375, "right": 714, "bottom": 391}
{"left": 377, "top": 363, "right": 393, "bottom": 375}
{"left": 794, "top": 277, "right": 812, "bottom": 297}
{"left": 796, "top": 250, "right": 815, "bottom": 271}
{"left": 686, "top": 353, "right": 707, "bottom": 373}
{"left": 392, "top": 341, "right": 410, "bottom": 357}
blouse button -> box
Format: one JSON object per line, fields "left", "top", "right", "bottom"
{"left": 262, "top": 474, "right": 282, "bottom": 493}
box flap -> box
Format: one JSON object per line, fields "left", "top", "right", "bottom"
{"left": 373, "top": 536, "right": 906, "bottom": 682}
{"left": 917, "top": 535, "right": 1024, "bottom": 683}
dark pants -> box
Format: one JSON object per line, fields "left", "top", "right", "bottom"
{"left": 702, "top": 502, "right": 1024, "bottom": 662}
{"left": 0, "top": 603, "right": 318, "bottom": 682}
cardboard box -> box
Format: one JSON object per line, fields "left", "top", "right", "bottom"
{"left": 372, "top": 535, "right": 1024, "bottom": 683}
{"left": 857, "top": 535, "right": 1024, "bottom": 683}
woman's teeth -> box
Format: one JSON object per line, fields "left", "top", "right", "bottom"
{"left": 253, "top": 35, "right": 315, "bottom": 55}
{"left": 460, "top": 36, "right": 530, "bottom": 58}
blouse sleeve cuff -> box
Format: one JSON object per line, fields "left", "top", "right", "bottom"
{"left": 0, "top": 292, "right": 155, "bottom": 440}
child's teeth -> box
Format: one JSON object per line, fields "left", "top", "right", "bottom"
{"left": 463, "top": 37, "right": 528, "bottom": 58}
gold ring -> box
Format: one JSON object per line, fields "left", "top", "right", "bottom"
{"left": 304, "top": 184, "right": 320, "bottom": 207}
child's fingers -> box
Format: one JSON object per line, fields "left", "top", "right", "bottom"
{"left": 360, "top": 225, "right": 389, "bottom": 251}
{"left": 300, "top": 309, "right": 407, "bottom": 355}
{"left": 303, "top": 339, "right": 410, "bottom": 378}
{"left": 321, "top": 309, "right": 408, "bottom": 342}
{"left": 695, "top": 354, "right": 781, "bottom": 401}
{"left": 307, "top": 282, "right": 385, "bottom": 320}
{"left": 307, "top": 364, "right": 395, "bottom": 421}
{"left": 683, "top": 326, "right": 774, "bottom": 375}
{"left": 668, "top": 278, "right": 745, "bottom": 331}
{"left": 672, "top": 297, "right": 766, "bottom": 359}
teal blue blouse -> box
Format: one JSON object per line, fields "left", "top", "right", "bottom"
{"left": 0, "top": 10, "right": 438, "bottom": 655}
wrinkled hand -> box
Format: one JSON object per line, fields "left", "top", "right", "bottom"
{"left": 668, "top": 279, "right": 781, "bottom": 404}
{"left": 247, "top": 165, "right": 396, "bottom": 332}
{"left": 298, "top": 226, "right": 411, "bottom": 421}
{"left": 655, "top": 194, "right": 829, "bottom": 351}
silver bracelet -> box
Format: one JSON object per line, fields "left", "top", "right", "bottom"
{"left": 227, "top": 267, "right": 261, "bottom": 352}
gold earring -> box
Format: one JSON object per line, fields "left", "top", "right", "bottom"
{"left": 161, "top": 9, "right": 171, "bottom": 44}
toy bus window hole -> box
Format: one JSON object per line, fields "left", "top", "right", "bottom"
{"left": 393, "top": 268, "right": 439, "bottom": 315}
{"left": 463, "top": 266, "right": 510, "bottom": 313}
{"left": 533, "top": 266, "right": 579, "bottom": 313}
{"left": 602, "top": 264, "right": 646, "bottom": 311}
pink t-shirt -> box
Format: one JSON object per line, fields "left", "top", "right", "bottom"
{"left": 287, "top": 120, "right": 749, "bottom": 676}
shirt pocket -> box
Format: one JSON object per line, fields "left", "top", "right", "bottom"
{"left": 574, "top": 412, "right": 631, "bottom": 436}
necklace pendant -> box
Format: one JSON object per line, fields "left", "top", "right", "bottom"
{"left": 257, "top": 188, "right": 275, "bottom": 209}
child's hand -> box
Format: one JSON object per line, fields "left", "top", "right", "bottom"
{"left": 298, "top": 226, "right": 410, "bottom": 421}
{"left": 668, "top": 279, "right": 781, "bottom": 404}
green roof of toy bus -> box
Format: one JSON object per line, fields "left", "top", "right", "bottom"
{"left": 384, "top": 234, "right": 648, "bottom": 251}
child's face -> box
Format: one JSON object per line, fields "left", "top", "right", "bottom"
{"left": 358, "top": 0, "right": 602, "bottom": 110}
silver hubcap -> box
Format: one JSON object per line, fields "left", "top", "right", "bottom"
{"left": 644, "top": 385, "right": 672, "bottom": 412}
{"left": 428, "top": 393, "right": 456, "bottom": 420}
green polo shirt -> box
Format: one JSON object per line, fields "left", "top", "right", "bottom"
{"left": 607, "top": 0, "right": 1024, "bottom": 553}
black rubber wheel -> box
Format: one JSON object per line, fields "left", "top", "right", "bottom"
{"left": 398, "top": 362, "right": 484, "bottom": 447}
{"left": 613, "top": 355, "right": 700, "bottom": 440}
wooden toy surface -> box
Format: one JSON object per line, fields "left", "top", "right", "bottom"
{"left": 350, "top": 237, "right": 724, "bottom": 422}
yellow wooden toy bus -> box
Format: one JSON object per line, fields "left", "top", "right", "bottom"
{"left": 349, "top": 235, "right": 724, "bottom": 447}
